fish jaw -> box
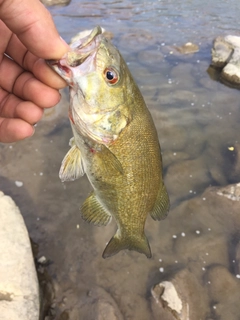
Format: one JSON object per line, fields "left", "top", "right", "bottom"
{"left": 47, "top": 59, "right": 73, "bottom": 84}
{"left": 48, "top": 26, "right": 132, "bottom": 145}
{"left": 47, "top": 26, "right": 103, "bottom": 86}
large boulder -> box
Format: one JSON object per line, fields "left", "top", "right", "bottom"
{"left": 211, "top": 35, "right": 240, "bottom": 87}
{"left": 0, "top": 191, "right": 39, "bottom": 320}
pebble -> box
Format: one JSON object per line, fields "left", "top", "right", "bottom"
{"left": 15, "top": 181, "right": 23, "bottom": 187}
{"left": 38, "top": 256, "right": 47, "bottom": 264}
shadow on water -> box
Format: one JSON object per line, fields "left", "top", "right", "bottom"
{"left": 2, "top": 0, "right": 240, "bottom": 319}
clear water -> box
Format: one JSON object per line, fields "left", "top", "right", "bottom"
{"left": 1, "top": 0, "right": 240, "bottom": 319}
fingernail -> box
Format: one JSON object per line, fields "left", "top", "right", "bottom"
{"left": 60, "top": 36, "right": 69, "bottom": 48}
{"left": 31, "top": 126, "right": 36, "bottom": 137}
{"left": 57, "top": 92, "right": 62, "bottom": 103}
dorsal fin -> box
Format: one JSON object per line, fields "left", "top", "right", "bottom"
{"left": 150, "top": 184, "right": 170, "bottom": 221}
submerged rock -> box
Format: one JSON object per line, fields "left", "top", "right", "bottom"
{"left": 41, "top": 0, "right": 70, "bottom": 6}
{"left": 0, "top": 191, "right": 39, "bottom": 320}
{"left": 164, "top": 156, "right": 211, "bottom": 204}
{"left": 56, "top": 287, "right": 124, "bottom": 320}
{"left": 211, "top": 35, "right": 240, "bottom": 87}
{"left": 175, "top": 42, "right": 199, "bottom": 54}
{"left": 206, "top": 265, "right": 240, "bottom": 320}
{"left": 216, "top": 182, "right": 240, "bottom": 201}
{"left": 151, "top": 269, "right": 208, "bottom": 320}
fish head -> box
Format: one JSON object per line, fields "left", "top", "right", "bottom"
{"left": 47, "top": 26, "right": 135, "bottom": 143}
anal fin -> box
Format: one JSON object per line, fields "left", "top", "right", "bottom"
{"left": 150, "top": 184, "right": 170, "bottom": 221}
{"left": 59, "top": 143, "right": 84, "bottom": 182}
{"left": 81, "top": 192, "right": 111, "bottom": 226}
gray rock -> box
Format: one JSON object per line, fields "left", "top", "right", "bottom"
{"left": 150, "top": 109, "right": 188, "bottom": 153}
{"left": 211, "top": 35, "right": 240, "bottom": 86}
{"left": 54, "top": 286, "right": 123, "bottom": 320}
{"left": 200, "top": 184, "right": 240, "bottom": 231}
{"left": 235, "top": 241, "right": 240, "bottom": 275}
{"left": 162, "top": 150, "right": 190, "bottom": 168}
{"left": 170, "top": 63, "right": 196, "bottom": 89}
{"left": 138, "top": 49, "right": 164, "bottom": 66}
{"left": 119, "top": 29, "right": 156, "bottom": 51}
{"left": 225, "top": 143, "right": 240, "bottom": 183}
{"left": 157, "top": 89, "right": 197, "bottom": 107}
{"left": 164, "top": 156, "right": 211, "bottom": 204}
{"left": 151, "top": 269, "right": 208, "bottom": 320}
{"left": 211, "top": 36, "right": 234, "bottom": 68}
{"left": 0, "top": 191, "right": 39, "bottom": 320}
{"left": 216, "top": 182, "right": 240, "bottom": 201}
{"left": 206, "top": 265, "right": 240, "bottom": 320}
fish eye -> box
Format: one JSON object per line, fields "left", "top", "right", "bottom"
{"left": 104, "top": 67, "right": 119, "bottom": 85}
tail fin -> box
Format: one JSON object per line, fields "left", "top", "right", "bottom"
{"left": 102, "top": 230, "right": 152, "bottom": 259}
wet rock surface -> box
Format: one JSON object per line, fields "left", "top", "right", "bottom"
{"left": 0, "top": 192, "right": 39, "bottom": 320}
{"left": 211, "top": 35, "right": 240, "bottom": 87}
{"left": 63, "top": 287, "right": 124, "bottom": 320}
{"left": 206, "top": 266, "right": 240, "bottom": 320}
{"left": 149, "top": 183, "right": 240, "bottom": 320}
{"left": 32, "top": 174, "right": 240, "bottom": 319}
{"left": 151, "top": 269, "right": 208, "bottom": 319}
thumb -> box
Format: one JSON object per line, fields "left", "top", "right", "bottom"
{"left": 0, "top": 0, "right": 69, "bottom": 59}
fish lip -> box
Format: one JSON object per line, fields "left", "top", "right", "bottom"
{"left": 47, "top": 59, "right": 73, "bottom": 83}
{"left": 66, "top": 50, "right": 94, "bottom": 67}
{"left": 65, "top": 26, "right": 103, "bottom": 68}
{"left": 47, "top": 27, "right": 102, "bottom": 79}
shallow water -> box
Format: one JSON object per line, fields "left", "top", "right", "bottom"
{"left": 2, "top": 0, "right": 240, "bottom": 319}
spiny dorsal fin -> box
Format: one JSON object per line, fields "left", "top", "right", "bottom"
{"left": 59, "top": 144, "right": 84, "bottom": 182}
{"left": 150, "top": 184, "right": 170, "bottom": 221}
{"left": 81, "top": 192, "right": 111, "bottom": 226}
{"left": 102, "top": 230, "right": 152, "bottom": 259}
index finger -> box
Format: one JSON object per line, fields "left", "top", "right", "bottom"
{"left": 0, "top": 0, "right": 69, "bottom": 59}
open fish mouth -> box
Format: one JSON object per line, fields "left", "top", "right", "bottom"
{"left": 66, "top": 26, "right": 102, "bottom": 67}
{"left": 47, "top": 26, "right": 103, "bottom": 81}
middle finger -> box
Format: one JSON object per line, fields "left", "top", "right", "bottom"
{"left": 0, "top": 54, "right": 61, "bottom": 108}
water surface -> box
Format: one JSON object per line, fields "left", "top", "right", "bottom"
{"left": 1, "top": 0, "right": 240, "bottom": 319}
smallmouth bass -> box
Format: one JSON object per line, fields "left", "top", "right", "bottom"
{"left": 48, "top": 26, "right": 170, "bottom": 258}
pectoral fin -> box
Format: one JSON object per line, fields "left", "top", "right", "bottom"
{"left": 59, "top": 144, "right": 84, "bottom": 182}
{"left": 98, "top": 144, "right": 124, "bottom": 175}
{"left": 150, "top": 184, "right": 170, "bottom": 221}
{"left": 81, "top": 192, "right": 111, "bottom": 226}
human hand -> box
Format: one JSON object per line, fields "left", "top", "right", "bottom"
{"left": 0, "top": 0, "right": 69, "bottom": 143}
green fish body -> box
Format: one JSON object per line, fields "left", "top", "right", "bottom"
{"left": 48, "top": 26, "right": 170, "bottom": 258}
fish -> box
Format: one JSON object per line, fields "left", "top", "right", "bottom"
{"left": 47, "top": 26, "right": 170, "bottom": 259}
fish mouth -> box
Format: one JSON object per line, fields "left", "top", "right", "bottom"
{"left": 47, "top": 26, "right": 103, "bottom": 82}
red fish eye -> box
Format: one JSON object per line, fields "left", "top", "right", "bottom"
{"left": 104, "top": 67, "right": 119, "bottom": 85}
